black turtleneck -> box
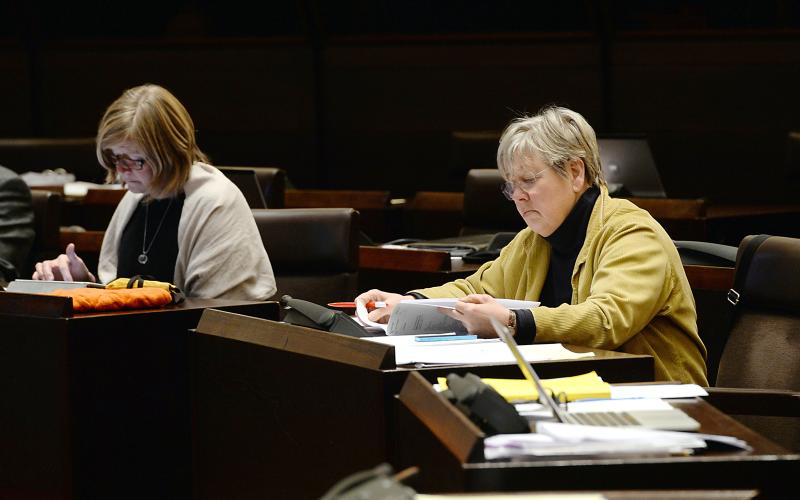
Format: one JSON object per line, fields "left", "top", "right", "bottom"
{"left": 514, "top": 186, "right": 600, "bottom": 344}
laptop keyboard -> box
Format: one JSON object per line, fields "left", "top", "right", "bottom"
{"left": 564, "top": 411, "right": 640, "bottom": 427}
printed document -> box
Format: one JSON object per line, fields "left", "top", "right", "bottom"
{"left": 356, "top": 298, "right": 539, "bottom": 336}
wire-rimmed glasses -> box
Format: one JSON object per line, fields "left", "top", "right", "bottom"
{"left": 500, "top": 164, "right": 553, "bottom": 200}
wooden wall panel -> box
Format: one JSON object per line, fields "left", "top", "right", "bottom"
{"left": 36, "top": 42, "right": 317, "bottom": 185}
{"left": 611, "top": 39, "right": 800, "bottom": 201}
{"left": 322, "top": 41, "right": 603, "bottom": 194}
{"left": 0, "top": 47, "right": 32, "bottom": 136}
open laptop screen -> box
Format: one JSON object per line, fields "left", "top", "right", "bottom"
{"left": 598, "top": 137, "right": 666, "bottom": 198}
{"left": 219, "top": 168, "right": 267, "bottom": 209}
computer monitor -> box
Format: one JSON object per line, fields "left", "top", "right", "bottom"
{"left": 598, "top": 137, "right": 667, "bottom": 198}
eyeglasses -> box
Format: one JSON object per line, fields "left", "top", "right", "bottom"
{"left": 501, "top": 164, "right": 553, "bottom": 200}
{"left": 109, "top": 153, "right": 146, "bottom": 171}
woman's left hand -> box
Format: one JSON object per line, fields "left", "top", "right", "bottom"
{"left": 438, "top": 294, "right": 510, "bottom": 338}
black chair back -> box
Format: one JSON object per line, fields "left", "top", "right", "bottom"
{"left": 219, "top": 166, "right": 286, "bottom": 208}
{"left": 461, "top": 169, "right": 524, "bottom": 235}
{"left": 252, "top": 208, "right": 359, "bottom": 306}
{"left": 715, "top": 235, "right": 800, "bottom": 450}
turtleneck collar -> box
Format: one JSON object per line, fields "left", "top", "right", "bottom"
{"left": 544, "top": 186, "right": 600, "bottom": 255}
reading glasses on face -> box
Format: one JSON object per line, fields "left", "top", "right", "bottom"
{"left": 501, "top": 164, "right": 554, "bottom": 200}
{"left": 110, "top": 153, "right": 146, "bottom": 171}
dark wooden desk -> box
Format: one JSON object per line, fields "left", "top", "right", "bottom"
{"left": 628, "top": 197, "right": 800, "bottom": 244}
{"left": 32, "top": 186, "right": 126, "bottom": 231}
{"left": 359, "top": 246, "right": 479, "bottom": 291}
{"left": 400, "top": 191, "right": 800, "bottom": 244}
{"left": 402, "top": 191, "right": 464, "bottom": 240}
{"left": 285, "top": 188, "right": 404, "bottom": 243}
{"left": 359, "top": 245, "right": 734, "bottom": 293}
{"left": 395, "top": 372, "right": 800, "bottom": 497}
{"left": 191, "top": 310, "right": 654, "bottom": 500}
{"left": 0, "top": 293, "right": 278, "bottom": 500}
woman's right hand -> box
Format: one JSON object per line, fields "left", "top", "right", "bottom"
{"left": 32, "top": 243, "right": 96, "bottom": 282}
{"left": 355, "top": 289, "right": 414, "bottom": 323}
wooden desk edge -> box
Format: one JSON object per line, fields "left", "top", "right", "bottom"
{"left": 195, "top": 308, "right": 395, "bottom": 370}
{"left": 360, "top": 245, "right": 452, "bottom": 271}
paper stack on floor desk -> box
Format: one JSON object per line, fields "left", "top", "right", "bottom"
{"left": 390, "top": 340, "right": 593, "bottom": 366}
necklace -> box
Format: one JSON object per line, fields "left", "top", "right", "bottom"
{"left": 138, "top": 198, "right": 175, "bottom": 265}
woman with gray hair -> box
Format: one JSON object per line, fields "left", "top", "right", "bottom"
{"left": 357, "top": 106, "right": 707, "bottom": 384}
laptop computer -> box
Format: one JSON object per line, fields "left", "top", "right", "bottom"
{"left": 598, "top": 137, "right": 667, "bottom": 198}
{"left": 489, "top": 317, "right": 700, "bottom": 431}
{"left": 219, "top": 168, "right": 267, "bottom": 209}
{"left": 385, "top": 232, "right": 516, "bottom": 258}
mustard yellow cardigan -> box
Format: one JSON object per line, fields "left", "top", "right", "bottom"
{"left": 415, "top": 188, "right": 708, "bottom": 385}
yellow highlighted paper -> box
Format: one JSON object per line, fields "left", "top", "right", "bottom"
{"left": 437, "top": 371, "right": 611, "bottom": 402}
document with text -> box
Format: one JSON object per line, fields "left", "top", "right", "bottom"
{"left": 356, "top": 298, "right": 539, "bottom": 336}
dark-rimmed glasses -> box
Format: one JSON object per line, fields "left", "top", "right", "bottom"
{"left": 109, "top": 153, "right": 146, "bottom": 171}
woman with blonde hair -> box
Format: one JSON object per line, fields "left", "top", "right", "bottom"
{"left": 357, "top": 106, "right": 707, "bottom": 384}
{"left": 33, "top": 84, "right": 275, "bottom": 300}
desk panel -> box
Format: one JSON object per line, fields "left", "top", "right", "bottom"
{"left": 395, "top": 372, "right": 800, "bottom": 497}
{"left": 191, "top": 310, "right": 653, "bottom": 499}
{"left": 0, "top": 295, "right": 277, "bottom": 500}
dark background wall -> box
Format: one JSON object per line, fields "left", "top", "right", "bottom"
{"left": 2, "top": 1, "right": 799, "bottom": 200}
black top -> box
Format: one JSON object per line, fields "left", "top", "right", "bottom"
{"left": 515, "top": 186, "right": 600, "bottom": 344}
{"left": 540, "top": 186, "right": 601, "bottom": 307}
{"left": 117, "top": 194, "right": 185, "bottom": 283}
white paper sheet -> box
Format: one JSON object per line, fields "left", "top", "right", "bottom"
{"left": 393, "top": 342, "right": 593, "bottom": 366}
{"left": 610, "top": 384, "right": 708, "bottom": 399}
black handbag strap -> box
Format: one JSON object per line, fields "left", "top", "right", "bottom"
{"left": 727, "top": 234, "right": 770, "bottom": 308}
{"left": 721, "top": 234, "right": 770, "bottom": 338}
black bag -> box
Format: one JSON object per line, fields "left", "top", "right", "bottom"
{"left": 0, "top": 257, "right": 18, "bottom": 288}
{"left": 462, "top": 232, "right": 517, "bottom": 263}
{"left": 280, "top": 295, "right": 379, "bottom": 338}
{"left": 442, "top": 372, "right": 530, "bottom": 435}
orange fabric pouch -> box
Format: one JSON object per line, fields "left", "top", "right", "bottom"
{"left": 50, "top": 287, "right": 173, "bottom": 312}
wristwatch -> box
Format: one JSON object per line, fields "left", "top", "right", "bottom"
{"left": 507, "top": 309, "right": 517, "bottom": 336}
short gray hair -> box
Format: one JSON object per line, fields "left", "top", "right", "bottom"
{"left": 496, "top": 106, "right": 605, "bottom": 188}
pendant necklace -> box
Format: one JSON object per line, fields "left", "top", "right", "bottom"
{"left": 138, "top": 198, "right": 175, "bottom": 265}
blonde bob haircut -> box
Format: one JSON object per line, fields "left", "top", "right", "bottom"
{"left": 96, "top": 84, "right": 208, "bottom": 199}
{"left": 496, "top": 106, "right": 606, "bottom": 189}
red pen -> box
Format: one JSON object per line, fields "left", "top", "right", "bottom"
{"left": 327, "top": 301, "right": 387, "bottom": 310}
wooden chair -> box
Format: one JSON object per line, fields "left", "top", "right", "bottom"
{"left": 252, "top": 208, "right": 359, "bottom": 306}
{"left": 704, "top": 235, "right": 800, "bottom": 451}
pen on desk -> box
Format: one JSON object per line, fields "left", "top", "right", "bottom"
{"left": 415, "top": 334, "right": 478, "bottom": 342}
{"left": 327, "top": 301, "right": 387, "bottom": 309}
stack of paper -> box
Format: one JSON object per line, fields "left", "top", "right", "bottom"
{"left": 5, "top": 279, "right": 102, "bottom": 294}
{"left": 437, "top": 371, "right": 611, "bottom": 402}
{"left": 484, "top": 422, "right": 707, "bottom": 460}
{"left": 63, "top": 181, "right": 124, "bottom": 197}
{"left": 393, "top": 341, "right": 593, "bottom": 366}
